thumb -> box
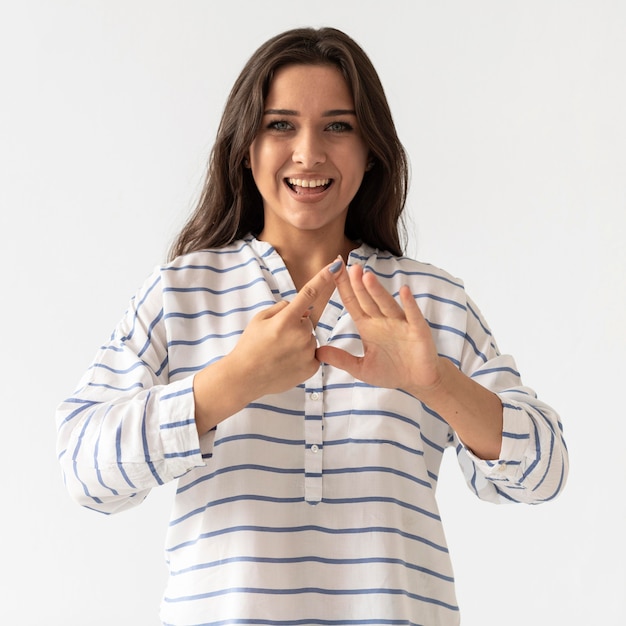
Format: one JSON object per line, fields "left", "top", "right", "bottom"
{"left": 257, "top": 299, "right": 290, "bottom": 319}
{"left": 283, "top": 258, "right": 339, "bottom": 320}
{"left": 316, "top": 345, "right": 362, "bottom": 377}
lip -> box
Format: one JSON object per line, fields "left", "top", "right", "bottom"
{"left": 284, "top": 177, "right": 334, "bottom": 201}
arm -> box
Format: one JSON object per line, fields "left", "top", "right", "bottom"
{"left": 316, "top": 260, "right": 568, "bottom": 503}
{"left": 56, "top": 269, "right": 204, "bottom": 515}
{"left": 317, "top": 261, "right": 502, "bottom": 458}
{"left": 58, "top": 261, "right": 341, "bottom": 515}
{"left": 193, "top": 262, "right": 340, "bottom": 434}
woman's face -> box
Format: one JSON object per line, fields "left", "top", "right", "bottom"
{"left": 248, "top": 64, "right": 370, "bottom": 245}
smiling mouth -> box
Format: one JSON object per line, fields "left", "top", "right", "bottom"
{"left": 285, "top": 178, "right": 332, "bottom": 195}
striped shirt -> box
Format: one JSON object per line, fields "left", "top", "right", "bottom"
{"left": 56, "top": 235, "right": 568, "bottom": 626}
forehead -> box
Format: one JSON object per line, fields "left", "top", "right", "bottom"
{"left": 264, "top": 64, "right": 354, "bottom": 110}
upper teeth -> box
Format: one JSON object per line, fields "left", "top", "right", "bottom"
{"left": 288, "top": 178, "right": 330, "bottom": 188}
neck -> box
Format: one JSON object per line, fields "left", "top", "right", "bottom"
{"left": 259, "top": 229, "right": 356, "bottom": 291}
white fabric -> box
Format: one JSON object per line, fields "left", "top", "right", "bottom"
{"left": 56, "top": 236, "right": 568, "bottom": 625}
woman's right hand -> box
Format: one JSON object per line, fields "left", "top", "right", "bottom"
{"left": 193, "top": 262, "right": 336, "bottom": 434}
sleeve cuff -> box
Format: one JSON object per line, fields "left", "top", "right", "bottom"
{"left": 157, "top": 376, "right": 207, "bottom": 478}
{"left": 463, "top": 398, "right": 536, "bottom": 485}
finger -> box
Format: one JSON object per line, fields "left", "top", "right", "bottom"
{"left": 398, "top": 285, "right": 427, "bottom": 326}
{"left": 257, "top": 300, "right": 290, "bottom": 319}
{"left": 316, "top": 345, "right": 362, "bottom": 377}
{"left": 283, "top": 260, "right": 337, "bottom": 320}
{"left": 361, "top": 269, "right": 406, "bottom": 320}
{"left": 327, "top": 258, "right": 366, "bottom": 322}
{"left": 346, "top": 265, "right": 382, "bottom": 318}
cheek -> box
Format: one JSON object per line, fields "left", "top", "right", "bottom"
{"left": 250, "top": 143, "right": 286, "bottom": 180}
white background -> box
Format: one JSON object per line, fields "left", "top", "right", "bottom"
{"left": 1, "top": 1, "right": 624, "bottom": 624}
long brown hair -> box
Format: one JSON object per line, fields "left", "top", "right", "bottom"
{"left": 169, "top": 27, "right": 409, "bottom": 260}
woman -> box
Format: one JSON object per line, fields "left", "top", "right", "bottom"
{"left": 57, "top": 27, "right": 568, "bottom": 626}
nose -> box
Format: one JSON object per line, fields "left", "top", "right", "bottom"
{"left": 292, "top": 128, "right": 326, "bottom": 168}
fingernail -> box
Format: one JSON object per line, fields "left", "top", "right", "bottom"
{"left": 329, "top": 259, "right": 342, "bottom": 274}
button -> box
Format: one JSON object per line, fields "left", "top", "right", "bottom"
{"left": 310, "top": 392, "right": 320, "bottom": 401}
{"left": 497, "top": 463, "right": 507, "bottom": 472}
{"left": 311, "top": 444, "right": 319, "bottom": 453}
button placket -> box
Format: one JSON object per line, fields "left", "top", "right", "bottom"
{"left": 303, "top": 373, "right": 324, "bottom": 504}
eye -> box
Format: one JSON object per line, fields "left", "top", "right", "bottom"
{"left": 267, "top": 120, "right": 292, "bottom": 131}
{"left": 326, "top": 121, "right": 353, "bottom": 133}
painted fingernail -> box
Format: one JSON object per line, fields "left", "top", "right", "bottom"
{"left": 329, "top": 259, "right": 342, "bottom": 274}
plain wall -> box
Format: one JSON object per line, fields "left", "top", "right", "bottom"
{"left": 1, "top": 1, "right": 624, "bottom": 624}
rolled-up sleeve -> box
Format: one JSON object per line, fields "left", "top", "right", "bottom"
{"left": 56, "top": 268, "right": 206, "bottom": 515}
{"left": 453, "top": 296, "right": 568, "bottom": 505}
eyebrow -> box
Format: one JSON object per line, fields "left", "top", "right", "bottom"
{"left": 263, "top": 108, "right": 357, "bottom": 117}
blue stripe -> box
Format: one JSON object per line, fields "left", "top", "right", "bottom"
{"left": 426, "top": 321, "right": 465, "bottom": 339}
{"left": 164, "top": 300, "right": 275, "bottom": 320}
{"left": 115, "top": 421, "right": 137, "bottom": 489}
{"left": 94, "top": 406, "right": 119, "bottom": 497}
{"left": 166, "top": 524, "right": 449, "bottom": 554}
{"left": 164, "top": 256, "right": 260, "bottom": 274}
{"left": 324, "top": 467, "right": 433, "bottom": 492}
{"left": 419, "top": 402, "right": 447, "bottom": 425}
{"left": 519, "top": 413, "right": 542, "bottom": 483}
{"left": 171, "top": 554, "right": 453, "bottom": 582}
{"left": 163, "top": 275, "right": 268, "bottom": 296}
{"left": 164, "top": 585, "right": 458, "bottom": 612}
{"left": 471, "top": 365, "right": 521, "bottom": 379}
{"left": 466, "top": 300, "right": 493, "bottom": 336}
{"left": 91, "top": 361, "right": 148, "bottom": 376}
{"left": 328, "top": 332, "right": 361, "bottom": 341}
{"left": 170, "top": 494, "right": 305, "bottom": 526}
{"left": 100, "top": 343, "right": 125, "bottom": 353}
{"left": 248, "top": 403, "right": 304, "bottom": 416}
{"left": 420, "top": 433, "right": 445, "bottom": 454}
{"left": 160, "top": 418, "right": 196, "bottom": 430}
{"left": 155, "top": 354, "right": 168, "bottom": 377}
{"left": 325, "top": 409, "right": 419, "bottom": 429}
{"left": 176, "top": 464, "right": 304, "bottom": 495}
{"left": 72, "top": 410, "right": 103, "bottom": 504}
{"left": 169, "top": 363, "right": 209, "bottom": 378}
{"left": 322, "top": 381, "right": 375, "bottom": 391}
{"left": 161, "top": 387, "right": 193, "bottom": 402}
{"left": 120, "top": 274, "right": 161, "bottom": 342}
{"left": 322, "top": 495, "right": 437, "bottom": 519}
{"left": 502, "top": 432, "right": 530, "bottom": 440}
{"left": 86, "top": 382, "right": 144, "bottom": 392}
{"left": 214, "top": 433, "right": 305, "bottom": 448}
{"left": 364, "top": 266, "right": 464, "bottom": 289}
{"left": 168, "top": 329, "right": 243, "bottom": 347}
{"left": 137, "top": 307, "right": 164, "bottom": 358}
{"left": 410, "top": 292, "right": 466, "bottom": 311}
{"left": 462, "top": 331, "right": 488, "bottom": 362}
{"left": 164, "top": 448, "right": 201, "bottom": 459}
{"left": 141, "top": 391, "right": 164, "bottom": 485}
{"left": 58, "top": 399, "right": 99, "bottom": 427}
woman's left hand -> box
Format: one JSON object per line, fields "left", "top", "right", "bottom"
{"left": 316, "top": 260, "right": 443, "bottom": 398}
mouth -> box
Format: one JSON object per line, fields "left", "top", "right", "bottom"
{"left": 285, "top": 178, "right": 333, "bottom": 195}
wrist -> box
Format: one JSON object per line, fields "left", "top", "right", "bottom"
{"left": 193, "top": 354, "right": 259, "bottom": 435}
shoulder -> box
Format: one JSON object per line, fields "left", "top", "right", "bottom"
{"left": 163, "top": 238, "right": 256, "bottom": 271}
{"left": 358, "top": 246, "right": 466, "bottom": 296}
{"left": 156, "top": 239, "right": 264, "bottom": 284}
